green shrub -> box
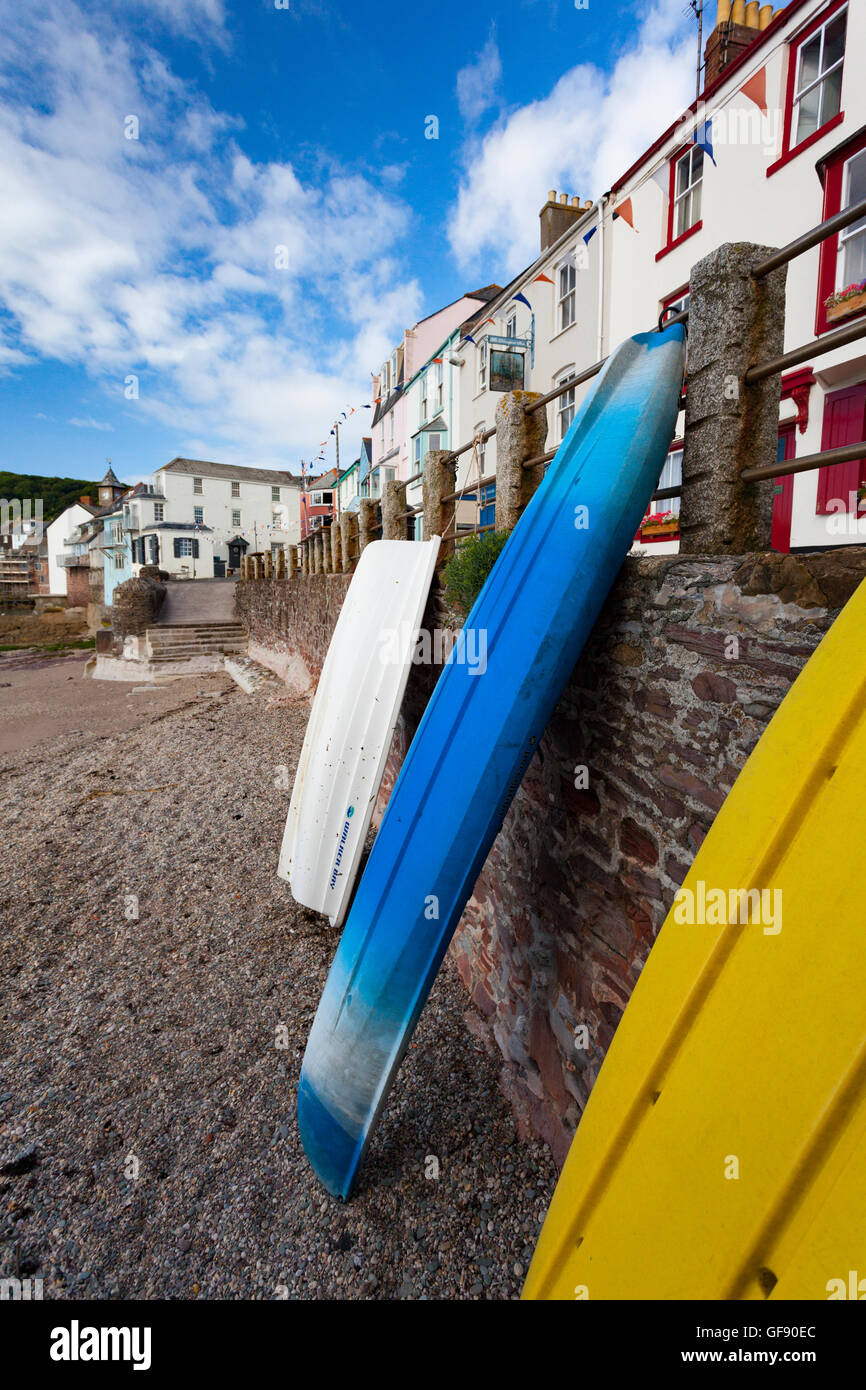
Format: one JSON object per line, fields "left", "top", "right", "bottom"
{"left": 441, "top": 530, "right": 509, "bottom": 617}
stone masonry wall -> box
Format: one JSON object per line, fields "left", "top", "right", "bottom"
{"left": 237, "top": 548, "right": 866, "bottom": 1164}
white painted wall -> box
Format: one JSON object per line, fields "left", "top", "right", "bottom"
{"left": 45, "top": 503, "right": 93, "bottom": 597}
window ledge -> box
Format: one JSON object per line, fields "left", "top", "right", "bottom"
{"left": 655, "top": 220, "right": 703, "bottom": 263}
{"left": 767, "top": 111, "right": 845, "bottom": 177}
{"left": 549, "top": 323, "right": 576, "bottom": 345}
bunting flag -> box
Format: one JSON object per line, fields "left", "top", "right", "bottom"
{"left": 513, "top": 292, "right": 531, "bottom": 310}
{"left": 432, "top": 357, "right": 443, "bottom": 363}
{"left": 461, "top": 334, "right": 476, "bottom": 345}
{"left": 583, "top": 226, "right": 597, "bottom": 245}
{"left": 483, "top": 317, "right": 497, "bottom": 325}
{"left": 534, "top": 273, "right": 555, "bottom": 284}
{"left": 612, "top": 198, "right": 636, "bottom": 230}
{"left": 695, "top": 119, "right": 716, "bottom": 166}
{"left": 650, "top": 165, "right": 670, "bottom": 196}
{"left": 741, "top": 66, "right": 767, "bottom": 115}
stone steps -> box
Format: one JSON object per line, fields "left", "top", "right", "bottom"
{"left": 146, "top": 621, "right": 246, "bottom": 663}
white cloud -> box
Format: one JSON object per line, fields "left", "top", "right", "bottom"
{"left": 456, "top": 32, "right": 503, "bottom": 125}
{"left": 449, "top": 0, "right": 696, "bottom": 276}
{"left": 0, "top": 0, "right": 420, "bottom": 465}
{"left": 69, "top": 417, "right": 115, "bottom": 431}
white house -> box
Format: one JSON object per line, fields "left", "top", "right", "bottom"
{"left": 133, "top": 457, "right": 303, "bottom": 578}
{"left": 601, "top": 0, "right": 866, "bottom": 553}
{"left": 45, "top": 500, "right": 97, "bottom": 597}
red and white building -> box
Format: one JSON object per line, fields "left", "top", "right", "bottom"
{"left": 300, "top": 467, "right": 339, "bottom": 540}
{"left": 433, "top": 0, "right": 865, "bottom": 556}
{"left": 603, "top": 0, "right": 865, "bottom": 552}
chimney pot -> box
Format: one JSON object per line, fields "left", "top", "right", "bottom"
{"left": 745, "top": 1, "right": 759, "bottom": 27}
{"left": 559, "top": 192, "right": 568, "bottom": 204}
{"left": 716, "top": 0, "right": 731, "bottom": 22}
{"left": 548, "top": 189, "right": 557, "bottom": 202}
{"left": 758, "top": 4, "right": 772, "bottom": 28}
{"left": 570, "top": 195, "right": 580, "bottom": 207}
{"left": 731, "top": 0, "right": 746, "bottom": 22}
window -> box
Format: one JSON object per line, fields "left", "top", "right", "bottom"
{"left": 391, "top": 348, "right": 399, "bottom": 385}
{"left": 474, "top": 424, "right": 487, "bottom": 476}
{"left": 771, "top": 1, "right": 847, "bottom": 173}
{"left": 792, "top": 4, "right": 846, "bottom": 148}
{"left": 651, "top": 446, "right": 682, "bottom": 517}
{"left": 311, "top": 490, "right": 333, "bottom": 506}
{"left": 421, "top": 373, "right": 428, "bottom": 420}
{"left": 815, "top": 127, "right": 866, "bottom": 333}
{"left": 478, "top": 340, "right": 487, "bottom": 393}
{"left": 271, "top": 485, "right": 280, "bottom": 501}
{"left": 506, "top": 311, "right": 517, "bottom": 339}
{"left": 381, "top": 360, "right": 390, "bottom": 395}
{"left": 661, "top": 287, "right": 690, "bottom": 325}
{"left": 114, "top": 550, "right": 124, "bottom": 569}
{"left": 154, "top": 503, "right": 164, "bottom": 523}
{"left": 673, "top": 146, "right": 703, "bottom": 240}
{"left": 556, "top": 371, "right": 576, "bottom": 440}
{"left": 232, "top": 509, "right": 241, "bottom": 527}
{"left": 271, "top": 542, "right": 284, "bottom": 557}
{"left": 231, "top": 481, "right": 240, "bottom": 498}
{"left": 435, "top": 359, "right": 444, "bottom": 412}
{"left": 389, "top": 409, "right": 395, "bottom": 444}
{"left": 837, "top": 148, "right": 866, "bottom": 288}
{"left": 178, "top": 538, "right": 194, "bottom": 557}
{"left": 193, "top": 477, "right": 203, "bottom": 495}
{"left": 558, "top": 263, "right": 576, "bottom": 332}
{"left": 194, "top": 506, "right": 204, "bottom": 524}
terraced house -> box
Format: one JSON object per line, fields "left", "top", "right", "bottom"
{"left": 405, "top": 0, "right": 865, "bottom": 559}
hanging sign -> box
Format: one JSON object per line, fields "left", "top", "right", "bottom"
{"left": 490, "top": 349, "right": 525, "bottom": 393}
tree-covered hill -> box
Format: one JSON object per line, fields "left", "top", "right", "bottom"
{"left": 0, "top": 471, "right": 102, "bottom": 525}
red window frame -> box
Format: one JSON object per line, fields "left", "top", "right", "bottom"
{"left": 660, "top": 283, "right": 690, "bottom": 323}
{"left": 815, "top": 125, "right": 866, "bottom": 335}
{"left": 656, "top": 144, "right": 703, "bottom": 263}
{"left": 767, "top": 0, "right": 847, "bottom": 177}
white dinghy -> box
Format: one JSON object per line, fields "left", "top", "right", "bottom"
{"left": 278, "top": 537, "right": 440, "bottom": 926}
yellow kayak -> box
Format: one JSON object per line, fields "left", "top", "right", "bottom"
{"left": 524, "top": 579, "right": 866, "bottom": 1301}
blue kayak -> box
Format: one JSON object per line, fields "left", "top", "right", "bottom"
{"left": 298, "top": 325, "right": 686, "bottom": 1198}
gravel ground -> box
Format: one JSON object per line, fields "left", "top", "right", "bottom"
{"left": 0, "top": 664, "right": 556, "bottom": 1300}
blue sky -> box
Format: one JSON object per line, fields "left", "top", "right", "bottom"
{"left": 0, "top": 0, "right": 696, "bottom": 484}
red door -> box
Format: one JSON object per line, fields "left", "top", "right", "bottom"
{"left": 815, "top": 384, "right": 866, "bottom": 516}
{"left": 771, "top": 425, "right": 795, "bottom": 553}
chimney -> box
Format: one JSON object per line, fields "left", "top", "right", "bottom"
{"left": 539, "top": 190, "right": 585, "bottom": 253}
{"left": 703, "top": 0, "right": 771, "bottom": 88}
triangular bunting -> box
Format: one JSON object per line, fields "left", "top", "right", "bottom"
{"left": 740, "top": 66, "right": 767, "bottom": 115}
{"left": 612, "top": 197, "right": 636, "bottom": 230}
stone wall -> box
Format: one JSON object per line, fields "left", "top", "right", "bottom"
{"left": 65, "top": 566, "right": 92, "bottom": 610}
{"left": 111, "top": 571, "right": 166, "bottom": 640}
{"left": 237, "top": 548, "right": 866, "bottom": 1164}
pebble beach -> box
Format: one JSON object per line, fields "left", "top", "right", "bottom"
{"left": 0, "top": 663, "right": 556, "bottom": 1300}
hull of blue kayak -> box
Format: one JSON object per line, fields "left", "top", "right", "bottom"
{"left": 298, "top": 326, "right": 686, "bottom": 1198}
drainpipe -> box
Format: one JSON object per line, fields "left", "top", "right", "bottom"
{"left": 595, "top": 192, "right": 609, "bottom": 360}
